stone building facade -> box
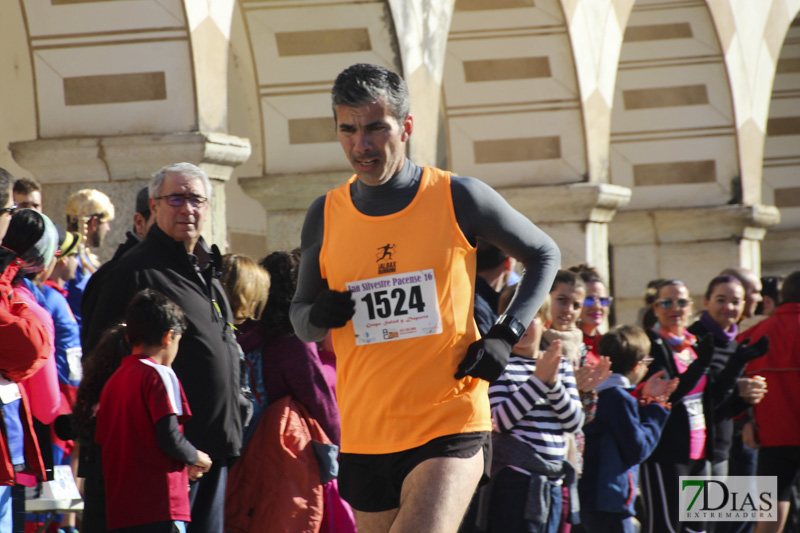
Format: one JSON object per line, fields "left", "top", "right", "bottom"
{"left": 1, "top": 0, "right": 798, "bottom": 324}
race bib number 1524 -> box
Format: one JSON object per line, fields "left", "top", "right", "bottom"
{"left": 346, "top": 269, "right": 442, "bottom": 345}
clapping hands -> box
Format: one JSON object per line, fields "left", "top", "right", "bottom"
{"left": 574, "top": 356, "right": 612, "bottom": 392}
{"left": 533, "top": 340, "right": 562, "bottom": 387}
{"left": 640, "top": 370, "right": 679, "bottom": 406}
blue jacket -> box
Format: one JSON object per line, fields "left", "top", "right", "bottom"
{"left": 579, "top": 374, "right": 670, "bottom": 515}
{"left": 41, "top": 285, "right": 82, "bottom": 387}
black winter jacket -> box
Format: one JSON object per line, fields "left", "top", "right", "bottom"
{"left": 82, "top": 224, "right": 244, "bottom": 461}
{"left": 644, "top": 328, "right": 745, "bottom": 463}
{"left": 686, "top": 320, "right": 751, "bottom": 463}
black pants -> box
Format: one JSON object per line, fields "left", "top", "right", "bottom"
{"left": 640, "top": 458, "right": 707, "bottom": 533}
{"left": 113, "top": 521, "right": 183, "bottom": 532}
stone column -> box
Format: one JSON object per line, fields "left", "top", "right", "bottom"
{"left": 497, "top": 183, "right": 633, "bottom": 284}
{"left": 238, "top": 171, "right": 351, "bottom": 253}
{"left": 609, "top": 205, "right": 781, "bottom": 324}
{"left": 10, "top": 132, "right": 250, "bottom": 260}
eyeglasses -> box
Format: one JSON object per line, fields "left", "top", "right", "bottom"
{"left": 584, "top": 296, "right": 613, "bottom": 307}
{"left": 156, "top": 194, "right": 208, "bottom": 208}
{"left": 639, "top": 357, "right": 654, "bottom": 367}
{"left": 0, "top": 203, "right": 17, "bottom": 216}
{"left": 657, "top": 298, "right": 691, "bottom": 309}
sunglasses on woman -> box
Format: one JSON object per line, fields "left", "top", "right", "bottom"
{"left": 657, "top": 298, "right": 690, "bottom": 309}
{"left": 584, "top": 296, "right": 613, "bottom": 307}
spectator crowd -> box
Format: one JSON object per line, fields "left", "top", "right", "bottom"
{"left": 0, "top": 62, "right": 797, "bottom": 533}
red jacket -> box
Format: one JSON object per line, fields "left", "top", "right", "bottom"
{"left": 0, "top": 247, "right": 50, "bottom": 484}
{"left": 225, "top": 396, "right": 332, "bottom": 533}
{"left": 742, "top": 303, "right": 800, "bottom": 447}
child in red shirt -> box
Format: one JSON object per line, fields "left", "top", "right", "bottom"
{"left": 96, "top": 289, "right": 212, "bottom": 532}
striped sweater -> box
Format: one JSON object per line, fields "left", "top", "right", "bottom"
{"left": 489, "top": 354, "right": 584, "bottom": 461}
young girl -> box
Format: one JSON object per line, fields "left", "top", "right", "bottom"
{"left": 95, "top": 289, "right": 212, "bottom": 532}
{"left": 544, "top": 269, "right": 612, "bottom": 388}
{"left": 544, "top": 269, "right": 611, "bottom": 532}
{"left": 482, "top": 295, "right": 583, "bottom": 533}
{"left": 74, "top": 324, "right": 129, "bottom": 532}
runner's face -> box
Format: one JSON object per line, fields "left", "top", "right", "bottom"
{"left": 335, "top": 97, "right": 412, "bottom": 187}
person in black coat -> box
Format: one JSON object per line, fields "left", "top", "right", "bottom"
{"left": 82, "top": 164, "right": 247, "bottom": 533}
{"left": 686, "top": 275, "right": 769, "bottom": 479}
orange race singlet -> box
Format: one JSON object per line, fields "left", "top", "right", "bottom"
{"left": 320, "top": 166, "right": 492, "bottom": 454}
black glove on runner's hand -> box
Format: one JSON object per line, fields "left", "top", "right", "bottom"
{"left": 733, "top": 336, "right": 770, "bottom": 363}
{"left": 455, "top": 325, "right": 515, "bottom": 382}
{"left": 309, "top": 289, "right": 356, "bottom": 329}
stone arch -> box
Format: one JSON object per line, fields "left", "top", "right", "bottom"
{"left": 442, "top": 0, "right": 586, "bottom": 189}
{"left": 6, "top": 0, "right": 250, "bottom": 258}
{"left": 762, "top": 10, "right": 800, "bottom": 275}
{"left": 8, "top": 0, "right": 200, "bottom": 256}
{"left": 232, "top": 0, "right": 414, "bottom": 253}
{"left": 610, "top": 0, "right": 737, "bottom": 210}
{"left": 20, "top": 0, "right": 198, "bottom": 141}
{"left": 607, "top": 0, "right": 797, "bottom": 323}
{"left": 0, "top": 0, "right": 37, "bottom": 178}
{"left": 440, "top": 0, "right": 632, "bottom": 279}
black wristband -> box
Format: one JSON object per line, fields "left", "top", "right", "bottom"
{"left": 493, "top": 314, "right": 526, "bottom": 344}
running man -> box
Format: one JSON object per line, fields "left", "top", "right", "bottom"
{"left": 290, "top": 63, "right": 561, "bottom": 533}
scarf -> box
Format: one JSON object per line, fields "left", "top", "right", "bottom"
{"left": 542, "top": 327, "right": 584, "bottom": 368}
{"left": 653, "top": 323, "right": 696, "bottom": 352}
{"left": 699, "top": 310, "right": 737, "bottom": 343}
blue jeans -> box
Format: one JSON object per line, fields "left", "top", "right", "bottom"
{"left": 0, "top": 486, "right": 11, "bottom": 533}
{"left": 188, "top": 462, "right": 228, "bottom": 533}
{"left": 488, "top": 467, "right": 562, "bottom": 533}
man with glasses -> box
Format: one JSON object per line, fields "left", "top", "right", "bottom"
{"left": 83, "top": 163, "right": 245, "bottom": 533}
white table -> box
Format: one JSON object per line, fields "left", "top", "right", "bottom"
{"left": 25, "top": 498, "right": 84, "bottom": 533}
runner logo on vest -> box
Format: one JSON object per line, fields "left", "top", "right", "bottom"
{"left": 376, "top": 243, "right": 397, "bottom": 274}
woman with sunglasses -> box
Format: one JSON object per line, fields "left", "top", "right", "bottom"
{"left": 639, "top": 280, "right": 768, "bottom": 533}
{"left": 639, "top": 279, "right": 713, "bottom": 533}
{"left": 569, "top": 264, "right": 612, "bottom": 365}
{"left": 686, "top": 276, "right": 769, "bottom": 483}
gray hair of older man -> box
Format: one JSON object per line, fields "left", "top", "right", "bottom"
{"left": 149, "top": 163, "right": 212, "bottom": 203}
